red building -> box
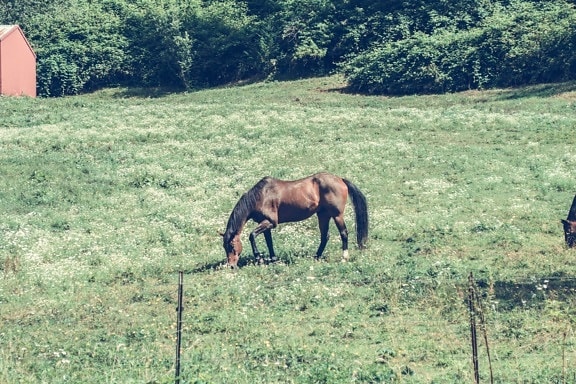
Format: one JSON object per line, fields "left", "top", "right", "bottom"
{"left": 0, "top": 25, "right": 36, "bottom": 97}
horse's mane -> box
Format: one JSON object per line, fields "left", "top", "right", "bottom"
{"left": 223, "top": 177, "right": 270, "bottom": 245}
{"left": 568, "top": 194, "right": 576, "bottom": 221}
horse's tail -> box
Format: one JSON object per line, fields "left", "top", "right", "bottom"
{"left": 343, "top": 179, "right": 369, "bottom": 249}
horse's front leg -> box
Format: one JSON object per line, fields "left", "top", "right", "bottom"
{"left": 264, "top": 229, "right": 277, "bottom": 262}
{"left": 249, "top": 220, "right": 275, "bottom": 263}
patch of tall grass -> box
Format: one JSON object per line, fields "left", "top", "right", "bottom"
{"left": 1, "top": 77, "right": 576, "bottom": 382}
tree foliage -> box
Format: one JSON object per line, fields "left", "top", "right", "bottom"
{"left": 2, "top": 0, "right": 128, "bottom": 96}
{"left": 122, "top": 0, "right": 268, "bottom": 89}
{"left": 1, "top": 0, "right": 575, "bottom": 96}
{"left": 341, "top": 1, "right": 576, "bottom": 94}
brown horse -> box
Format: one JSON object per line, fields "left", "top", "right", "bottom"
{"left": 561, "top": 194, "right": 576, "bottom": 247}
{"left": 221, "top": 172, "right": 368, "bottom": 267}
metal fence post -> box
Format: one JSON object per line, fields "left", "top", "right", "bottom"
{"left": 175, "top": 271, "right": 184, "bottom": 384}
{"left": 469, "top": 273, "right": 480, "bottom": 384}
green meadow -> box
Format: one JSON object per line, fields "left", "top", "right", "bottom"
{"left": 1, "top": 76, "right": 576, "bottom": 383}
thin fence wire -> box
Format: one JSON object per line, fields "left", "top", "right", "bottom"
{"left": 175, "top": 271, "right": 575, "bottom": 382}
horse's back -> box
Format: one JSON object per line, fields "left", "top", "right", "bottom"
{"left": 257, "top": 173, "right": 334, "bottom": 223}
{"left": 244, "top": 172, "right": 354, "bottom": 228}
{"left": 283, "top": 172, "right": 347, "bottom": 203}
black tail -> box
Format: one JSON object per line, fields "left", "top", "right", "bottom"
{"left": 568, "top": 194, "right": 576, "bottom": 221}
{"left": 343, "top": 179, "right": 369, "bottom": 249}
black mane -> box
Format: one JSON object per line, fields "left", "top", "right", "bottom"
{"left": 223, "top": 177, "right": 270, "bottom": 247}
{"left": 568, "top": 194, "right": 576, "bottom": 221}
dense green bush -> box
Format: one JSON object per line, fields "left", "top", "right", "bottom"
{"left": 2, "top": 0, "right": 575, "bottom": 96}
{"left": 485, "top": 2, "right": 576, "bottom": 86}
{"left": 268, "top": 0, "right": 336, "bottom": 78}
{"left": 2, "top": 0, "right": 271, "bottom": 95}
{"left": 188, "top": 2, "right": 272, "bottom": 87}
{"left": 121, "top": 0, "right": 200, "bottom": 89}
{"left": 5, "top": 1, "right": 127, "bottom": 96}
{"left": 342, "top": 1, "right": 576, "bottom": 95}
{"left": 123, "top": 0, "right": 270, "bottom": 89}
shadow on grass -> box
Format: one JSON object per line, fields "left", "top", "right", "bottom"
{"left": 332, "top": 80, "right": 576, "bottom": 101}
{"left": 478, "top": 276, "right": 576, "bottom": 310}
{"left": 185, "top": 260, "right": 228, "bottom": 274}
{"left": 111, "top": 76, "right": 269, "bottom": 99}
{"left": 493, "top": 81, "right": 576, "bottom": 100}
{"left": 113, "top": 87, "right": 185, "bottom": 99}
{"left": 186, "top": 251, "right": 308, "bottom": 273}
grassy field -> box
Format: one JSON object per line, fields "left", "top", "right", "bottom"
{"left": 1, "top": 76, "right": 576, "bottom": 383}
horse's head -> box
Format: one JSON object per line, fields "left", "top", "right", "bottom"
{"left": 222, "top": 232, "right": 242, "bottom": 267}
{"left": 562, "top": 219, "right": 576, "bottom": 248}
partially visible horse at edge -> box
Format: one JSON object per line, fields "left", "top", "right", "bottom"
{"left": 561, "top": 194, "right": 576, "bottom": 248}
{"left": 221, "top": 172, "right": 369, "bottom": 268}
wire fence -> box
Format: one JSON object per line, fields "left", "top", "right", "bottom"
{"left": 173, "top": 271, "right": 576, "bottom": 383}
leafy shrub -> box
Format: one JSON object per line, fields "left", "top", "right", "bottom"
{"left": 122, "top": 0, "right": 271, "bottom": 89}
{"left": 121, "top": 0, "right": 199, "bottom": 89}
{"left": 483, "top": 1, "right": 576, "bottom": 87}
{"left": 25, "top": 1, "right": 128, "bottom": 96}
{"left": 342, "top": 1, "right": 576, "bottom": 95}
{"left": 188, "top": 2, "right": 272, "bottom": 87}
{"left": 4, "top": 0, "right": 576, "bottom": 96}
{"left": 273, "top": 0, "right": 336, "bottom": 77}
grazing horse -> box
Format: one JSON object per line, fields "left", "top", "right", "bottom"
{"left": 561, "top": 194, "right": 576, "bottom": 248}
{"left": 221, "top": 172, "right": 368, "bottom": 267}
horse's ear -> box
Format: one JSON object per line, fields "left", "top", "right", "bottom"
{"left": 567, "top": 195, "right": 576, "bottom": 221}
{"left": 562, "top": 219, "right": 573, "bottom": 229}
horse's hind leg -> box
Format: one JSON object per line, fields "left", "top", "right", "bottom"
{"left": 333, "top": 215, "right": 349, "bottom": 261}
{"left": 315, "top": 213, "right": 330, "bottom": 260}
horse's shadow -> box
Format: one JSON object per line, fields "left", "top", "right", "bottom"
{"left": 185, "top": 259, "right": 229, "bottom": 274}
{"left": 187, "top": 254, "right": 296, "bottom": 273}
